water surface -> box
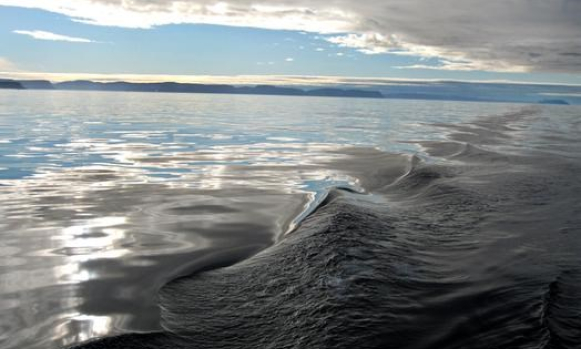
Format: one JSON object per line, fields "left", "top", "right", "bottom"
{"left": 0, "top": 90, "right": 579, "bottom": 349}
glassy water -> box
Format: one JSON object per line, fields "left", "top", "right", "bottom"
{"left": 0, "top": 90, "right": 579, "bottom": 349}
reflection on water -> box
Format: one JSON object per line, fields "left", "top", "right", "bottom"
{"left": 0, "top": 140, "right": 358, "bottom": 349}
{"left": 1, "top": 91, "right": 578, "bottom": 349}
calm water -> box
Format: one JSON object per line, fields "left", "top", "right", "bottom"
{"left": 0, "top": 90, "right": 579, "bottom": 349}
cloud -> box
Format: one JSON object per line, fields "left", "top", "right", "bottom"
{"left": 0, "top": 57, "right": 18, "bottom": 72}
{"left": 326, "top": 33, "right": 399, "bottom": 55}
{"left": 1, "top": 0, "right": 580, "bottom": 73}
{"left": 13, "top": 30, "right": 95, "bottom": 43}
{"left": 395, "top": 60, "right": 529, "bottom": 73}
{"left": 2, "top": 71, "right": 581, "bottom": 89}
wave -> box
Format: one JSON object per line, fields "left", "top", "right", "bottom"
{"left": 542, "top": 270, "right": 581, "bottom": 348}
{"left": 70, "top": 107, "right": 581, "bottom": 349}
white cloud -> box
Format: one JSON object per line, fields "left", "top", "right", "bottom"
{"left": 0, "top": 0, "right": 356, "bottom": 32}
{"left": 540, "top": 92, "right": 581, "bottom": 97}
{"left": 1, "top": 71, "right": 580, "bottom": 87}
{"left": 13, "top": 30, "right": 96, "bottom": 43}
{"left": 285, "top": 58, "right": 294, "bottom": 62}
{"left": 326, "top": 33, "right": 396, "bottom": 55}
{"left": 0, "top": 57, "right": 18, "bottom": 72}
{"left": 0, "top": 0, "right": 580, "bottom": 72}
{"left": 396, "top": 63, "right": 525, "bottom": 73}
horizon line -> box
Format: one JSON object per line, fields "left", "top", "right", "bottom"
{"left": 2, "top": 71, "right": 581, "bottom": 88}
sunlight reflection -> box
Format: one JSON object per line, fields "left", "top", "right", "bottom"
{"left": 0, "top": 115, "right": 372, "bottom": 349}
{"left": 57, "top": 314, "right": 116, "bottom": 349}
{"left": 57, "top": 216, "right": 129, "bottom": 261}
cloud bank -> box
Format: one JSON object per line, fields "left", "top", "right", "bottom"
{"left": 13, "top": 30, "right": 96, "bottom": 43}
{"left": 0, "top": 57, "right": 18, "bottom": 71}
{"left": 4, "top": 71, "right": 580, "bottom": 88}
{"left": 1, "top": 0, "right": 580, "bottom": 73}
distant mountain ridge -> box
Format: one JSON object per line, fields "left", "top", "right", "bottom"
{"left": 0, "top": 79, "right": 384, "bottom": 99}
{"left": 538, "top": 99, "right": 570, "bottom": 105}
{"left": 19, "top": 80, "right": 55, "bottom": 89}
{"left": 0, "top": 79, "right": 578, "bottom": 104}
{"left": 0, "top": 79, "right": 24, "bottom": 89}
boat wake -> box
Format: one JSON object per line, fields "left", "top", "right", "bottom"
{"left": 72, "top": 106, "right": 581, "bottom": 349}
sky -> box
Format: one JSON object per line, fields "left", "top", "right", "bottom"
{"left": 0, "top": 0, "right": 580, "bottom": 85}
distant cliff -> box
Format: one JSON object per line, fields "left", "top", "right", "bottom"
{"left": 383, "top": 93, "right": 485, "bottom": 102}
{"left": 306, "top": 88, "right": 383, "bottom": 99}
{"left": 0, "top": 79, "right": 24, "bottom": 89}
{"left": 5, "top": 79, "right": 580, "bottom": 105}
{"left": 19, "top": 80, "right": 54, "bottom": 89}
{"left": 538, "top": 99, "right": 570, "bottom": 105}
{"left": 51, "top": 80, "right": 385, "bottom": 99}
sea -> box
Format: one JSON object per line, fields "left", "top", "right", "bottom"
{"left": 0, "top": 90, "right": 579, "bottom": 349}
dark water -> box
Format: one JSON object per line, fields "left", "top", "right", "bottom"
{"left": 0, "top": 91, "right": 580, "bottom": 348}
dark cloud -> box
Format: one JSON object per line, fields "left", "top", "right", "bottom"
{"left": 1, "top": 0, "right": 580, "bottom": 72}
